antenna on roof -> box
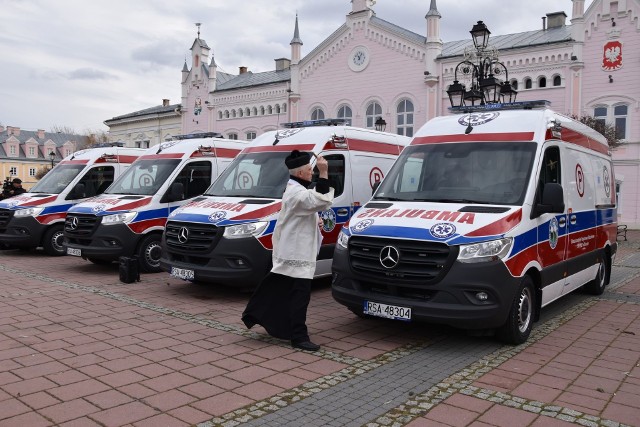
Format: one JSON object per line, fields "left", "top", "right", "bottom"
{"left": 273, "top": 109, "right": 281, "bottom": 145}
{"left": 195, "top": 23, "right": 201, "bottom": 38}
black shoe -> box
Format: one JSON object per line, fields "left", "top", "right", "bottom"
{"left": 241, "top": 315, "right": 255, "bottom": 329}
{"left": 291, "top": 340, "right": 320, "bottom": 351}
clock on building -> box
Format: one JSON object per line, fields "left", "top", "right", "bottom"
{"left": 348, "top": 46, "right": 370, "bottom": 72}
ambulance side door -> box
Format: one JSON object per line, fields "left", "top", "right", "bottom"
{"left": 562, "top": 147, "right": 597, "bottom": 295}
{"left": 162, "top": 160, "right": 214, "bottom": 215}
{"left": 535, "top": 145, "right": 568, "bottom": 305}
{"left": 315, "top": 151, "right": 350, "bottom": 258}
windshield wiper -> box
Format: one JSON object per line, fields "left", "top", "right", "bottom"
{"left": 373, "top": 196, "right": 407, "bottom": 201}
{"left": 426, "top": 198, "right": 491, "bottom": 204}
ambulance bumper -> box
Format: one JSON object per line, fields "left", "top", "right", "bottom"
{"left": 331, "top": 245, "right": 520, "bottom": 330}
{"left": 0, "top": 216, "right": 46, "bottom": 248}
{"left": 64, "top": 224, "right": 139, "bottom": 260}
{"left": 160, "top": 236, "right": 271, "bottom": 289}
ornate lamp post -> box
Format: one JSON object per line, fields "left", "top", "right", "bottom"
{"left": 446, "top": 21, "right": 517, "bottom": 108}
{"left": 49, "top": 151, "right": 55, "bottom": 169}
{"left": 374, "top": 117, "right": 387, "bottom": 132}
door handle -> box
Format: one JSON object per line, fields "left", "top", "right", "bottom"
{"left": 336, "top": 208, "right": 349, "bottom": 216}
{"left": 558, "top": 217, "right": 566, "bottom": 227}
{"left": 570, "top": 215, "right": 577, "bottom": 225}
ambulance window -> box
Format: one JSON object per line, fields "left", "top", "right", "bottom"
{"left": 173, "top": 161, "right": 212, "bottom": 199}
{"left": 312, "top": 154, "right": 344, "bottom": 197}
{"left": 68, "top": 166, "right": 115, "bottom": 199}
{"left": 538, "top": 147, "right": 561, "bottom": 189}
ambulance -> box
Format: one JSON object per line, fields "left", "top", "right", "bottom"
{"left": 331, "top": 101, "right": 617, "bottom": 344}
{"left": 0, "top": 146, "right": 144, "bottom": 255}
{"left": 63, "top": 134, "right": 248, "bottom": 272}
{"left": 159, "top": 119, "right": 411, "bottom": 288}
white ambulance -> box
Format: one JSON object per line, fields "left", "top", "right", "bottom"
{"left": 63, "top": 134, "right": 248, "bottom": 272}
{"left": 160, "top": 119, "right": 411, "bottom": 288}
{"left": 0, "top": 146, "right": 145, "bottom": 255}
{"left": 331, "top": 102, "right": 617, "bottom": 344}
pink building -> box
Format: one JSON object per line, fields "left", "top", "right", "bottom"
{"left": 113, "top": 0, "right": 640, "bottom": 227}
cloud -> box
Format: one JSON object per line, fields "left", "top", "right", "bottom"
{"left": 67, "top": 68, "right": 119, "bottom": 81}
{"left": 131, "top": 39, "right": 186, "bottom": 68}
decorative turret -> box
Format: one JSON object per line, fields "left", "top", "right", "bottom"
{"left": 424, "top": 0, "right": 442, "bottom": 82}
{"left": 208, "top": 52, "right": 217, "bottom": 92}
{"left": 351, "top": 0, "right": 376, "bottom": 14}
{"left": 290, "top": 14, "right": 303, "bottom": 64}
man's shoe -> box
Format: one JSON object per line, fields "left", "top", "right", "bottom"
{"left": 291, "top": 340, "right": 320, "bottom": 351}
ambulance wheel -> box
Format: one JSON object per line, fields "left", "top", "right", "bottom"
{"left": 137, "top": 234, "right": 162, "bottom": 273}
{"left": 497, "top": 276, "right": 534, "bottom": 345}
{"left": 42, "top": 224, "right": 65, "bottom": 256}
{"left": 584, "top": 256, "right": 610, "bottom": 296}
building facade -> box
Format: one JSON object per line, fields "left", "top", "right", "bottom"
{"left": 107, "top": 0, "right": 640, "bottom": 227}
{"left": 0, "top": 125, "right": 84, "bottom": 190}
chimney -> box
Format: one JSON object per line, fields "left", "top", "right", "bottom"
{"left": 542, "top": 16, "right": 546, "bottom": 30}
{"left": 162, "top": 98, "right": 170, "bottom": 107}
{"left": 7, "top": 126, "right": 20, "bottom": 136}
{"left": 37, "top": 129, "right": 45, "bottom": 139}
{"left": 239, "top": 66, "right": 248, "bottom": 74}
{"left": 546, "top": 11, "right": 567, "bottom": 29}
{"left": 275, "top": 58, "right": 291, "bottom": 71}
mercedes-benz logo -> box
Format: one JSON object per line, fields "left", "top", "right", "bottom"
{"left": 177, "top": 227, "right": 189, "bottom": 244}
{"left": 68, "top": 216, "right": 79, "bottom": 230}
{"left": 379, "top": 245, "right": 400, "bottom": 269}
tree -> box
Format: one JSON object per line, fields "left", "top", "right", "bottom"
{"left": 571, "top": 115, "right": 621, "bottom": 149}
{"left": 84, "top": 129, "right": 109, "bottom": 147}
{"left": 50, "top": 125, "right": 77, "bottom": 135}
{"left": 35, "top": 167, "right": 50, "bottom": 180}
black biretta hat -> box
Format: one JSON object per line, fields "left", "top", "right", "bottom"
{"left": 12, "top": 178, "right": 22, "bottom": 184}
{"left": 285, "top": 150, "right": 311, "bottom": 169}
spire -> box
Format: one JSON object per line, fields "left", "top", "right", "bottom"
{"left": 426, "top": 0, "right": 441, "bottom": 18}
{"left": 182, "top": 59, "right": 189, "bottom": 72}
{"left": 195, "top": 22, "right": 201, "bottom": 39}
{"left": 209, "top": 54, "right": 216, "bottom": 67}
{"left": 290, "top": 13, "right": 303, "bottom": 45}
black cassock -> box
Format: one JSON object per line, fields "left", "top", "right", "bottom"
{"left": 242, "top": 272, "right": 311, "bottom": 342}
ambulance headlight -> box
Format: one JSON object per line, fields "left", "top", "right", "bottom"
{"left": 101, "top": 212, "right": 137, "bottom": 225}
{"left": 223, "top": 221, "right": 268, "bottom": 239}
{"left": 457, "top": 238, "right": 513, "bottom": 263}
{"left": 13, "top": 207, "right": 44, "bottom": 217}
{"left": 337, "top": 230, "right": 349, "bottom": 249}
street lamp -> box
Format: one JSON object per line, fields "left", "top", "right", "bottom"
{"left": 49, "top": 151, "right": 55, "bottom": 169}
{"left": 446, "top": 21, "right": 517, "bottom": 108}
{"left": 374, "top": 117, "right": 387, "bottom": 132}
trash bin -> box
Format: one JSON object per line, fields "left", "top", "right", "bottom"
{"left": 119, "top": 256, "right": 140, "bottom": 283}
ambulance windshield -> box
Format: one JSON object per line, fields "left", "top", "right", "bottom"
{"left": 106, "top": 159, "right": 180, "bottom": 195}
{"left": 207, "top": 152, "right": 290, "bottom": 199}
{"left": 29, "top": 164, "right": 86, "bottom": 194}
{"left": 374, "top": 142, "right": 537, "bottom": 205}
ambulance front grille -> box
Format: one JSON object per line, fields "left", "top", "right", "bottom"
{"left": 348, "top": 236, "right": 453, "bottom": 284}
{"left": 165, "top": 221, "right": 221, "bottom": 254}
{"left": 64, "top": 214, "right": 100, "bottom": 237}
{"left": 0, "top": 209, "right": 14, "bottom": 229}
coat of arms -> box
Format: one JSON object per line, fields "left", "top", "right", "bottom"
{"left": 602, "top": 41, "right": 622, "bottom": 71}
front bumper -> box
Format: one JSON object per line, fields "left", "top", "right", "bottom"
{"left": 64, "top": 223, "right": 140, "bottom": 260}
{"left": 0, "top": 216, "right": 47, "bottom": 248}
{"left": 331, "top": 244, "right": 521, "bottom": 330}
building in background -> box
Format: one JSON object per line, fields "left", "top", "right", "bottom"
{"left": 106, "top": 0, "right": 639, "bottom": 226}
{"left": 0, "top": 125, "right": 86, "bottom": 189}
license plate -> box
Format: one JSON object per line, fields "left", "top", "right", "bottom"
{"left": 363, "top": 301, "right": 411, "bottom": 321}
{"left": 170, "top": 267, "right": 194, "bottom": 280}
{"left": 67, "top": 248, "right": 81, "bottom": 257}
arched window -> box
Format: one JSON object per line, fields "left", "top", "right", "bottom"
{"left": 267, "top": 105, "right": 273, "bottom": 115}
{"left": 396, "top": 99, "right": 414, "bottom": 137}
{"left": 246, "top": 131, "right": 257, "bottom": 140}
{"left": 510, "top": 79, "right": 518, "bottom": 90}
{"left": 228, "top": 133, "right": 238, "bottom": 140}
{"left": 311, "top": 107, "right": 325, "bottom": 121}
{"left": 553, "top": 75, "right": 561, "bottom": 86}
{"left": 275, "top": 104, "right": 281, "bottom": 114}
{"left": 238, "top": 109, "right": 243, "bottom": 117}
{"left": 366, "top": 102, "right": 382, "bottom": 128}
{"left": 252, "top": 107, "right": 258, "bottom": 116}
{"left": 337, "top": 105, "right": 352, "bottom": 125}
{"left": 245, "top": 108, "right": 250, "bottom": 116}
{"left": 524, "top": 78, "right": 532, "bottom": 89}
{"left": 282, "top": 103, "right": 287, "bottom": 113}
{"left": 232, "top": 110, "right": 237, "bottom": 118}
{"left": 218, "top": 111, "right": 223, "bottom": 119}
{"left": 260, "top": 106, "right": 265, "bottom": 115}
{"left": 224, "top": 110, "right": 230, "bottom": 118}
{"left": 539, "top": 77, "right": 547, "bottom": 88}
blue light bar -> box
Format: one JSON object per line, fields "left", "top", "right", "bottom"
{"left": 283, "top": 118, "right": 346, "bottom": 128}
{"left": 449, "top": 100, "right": 551, "bottom": 113}
{"left": 173, "top": 132, "right": 223, "bottom": 140}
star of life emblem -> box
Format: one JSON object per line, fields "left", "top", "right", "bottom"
{"left": 92, "top": 204, "right": 106, "bottom": 213}
{"left": 208, "top": 211, "right": 227, "bottom": 222}
{"left": 430, "top": 222, "right": 456, "bottom": 239}
{"left": 352, "top": 219, "right": 374, "bottom": 233}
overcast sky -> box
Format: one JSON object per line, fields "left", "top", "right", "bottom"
{"left": 1, "top": 0, "right": 593, "bottom": 134}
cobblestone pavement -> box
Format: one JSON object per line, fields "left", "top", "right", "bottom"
{"left": 0, "top": 231, "right": 638, "bottom": 426}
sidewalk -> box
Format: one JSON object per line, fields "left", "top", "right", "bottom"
{"left": 0, "top": 232, "right": 638, "bottom": 426}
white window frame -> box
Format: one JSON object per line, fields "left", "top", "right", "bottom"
{"left": 366, "top": 102, "right": 382, "bottom": 129}
{"left": 337, "top": 105, "right": 352, "bottom": 126}
{"left": 594, "top": 103, "right": 629, "bottom": 141}
{"left": 246, "top": 131, "right": 257, "bottom": 141}
{"left": 311, "top": 107, "right": 325, "bottom": 121}
{"left": 9, "top": 167, "right": 17, "bottom": 176}
{"left": 29, "top": 168, "right": 36, "bottom": 177}
{"left": 396, "top": 99, "right": 414, "bottom": 137}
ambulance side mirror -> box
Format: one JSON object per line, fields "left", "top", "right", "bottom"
{"left": 533, "top": 183, "right": 565, "bottom": 217}
{"left": 162, "top": 182, "right": 185, "bottom": 203}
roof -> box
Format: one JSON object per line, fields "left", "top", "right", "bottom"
{"left": 104, "top": 103, "right": 180, "bottom": 123}
{"left": 215, "top": 69, "right": 291, "bottom": 92}
{"left": 0, "top": 128, "right": 88, "bottom": 161}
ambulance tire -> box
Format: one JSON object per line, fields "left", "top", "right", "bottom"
{"left": 137, "top": 234, "right": 162, "bottom": 273}
{"left": 42, "top": 224, "right": 65, "bottom": 256}
{"left": 497, "top": 275, "right": 535, "bottom": 345}
{"left": 584, "top": 256, "right": 610, "bottom": 296}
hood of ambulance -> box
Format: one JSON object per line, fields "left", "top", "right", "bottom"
{"left": 66, "top": 194, "right": 154, "bottom": 216}
{"left": 345, "top": 201, "right": 523, "bottom": 246}
{"left": 0, "top": 193, "right": 64, "bottom": 210}
{"left": 168, "top": 196, "right": 281, "bottom": 226}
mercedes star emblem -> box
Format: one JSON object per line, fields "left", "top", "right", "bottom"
{"left": 379, "top": 245, "right": 400, "bottom": 269}
{"left": 69, "top": 216, "right": 79, "bottom": 230}
{"left": 177, "top": 227, "right": 189, "bottom": 244}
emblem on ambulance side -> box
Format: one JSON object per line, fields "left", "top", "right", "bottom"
{"left": 430, "top": 223, "right": 456, "bottom": 239}
{"left": 603, "top": 166, "right": 611, "bottom": 197}
{"left": 549, "top": 217, "right": 559, "bottom": 249}
{"left": 352, "top": 219, "right": 374, "bottom": 233}
{"left": 208, "top": 211, "right": 227, "bottom": 222}
{"left": 92, "top": 204, "right": 106, "bottom": 213}
{"left": 320, "top": 209, "right": 336, "bottom": 232}
{"left": 457, "top": 112, "right": 499, "bottom": 128}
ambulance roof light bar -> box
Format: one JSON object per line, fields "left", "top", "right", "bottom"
{"left": 282, "top": 118, "right": 346, "bottom": 128}
{"left": 173, "top": 132, "right": 223, "bottom": 140}
{"left": 449, "top": 100, "right": 551, "bottom": 113}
